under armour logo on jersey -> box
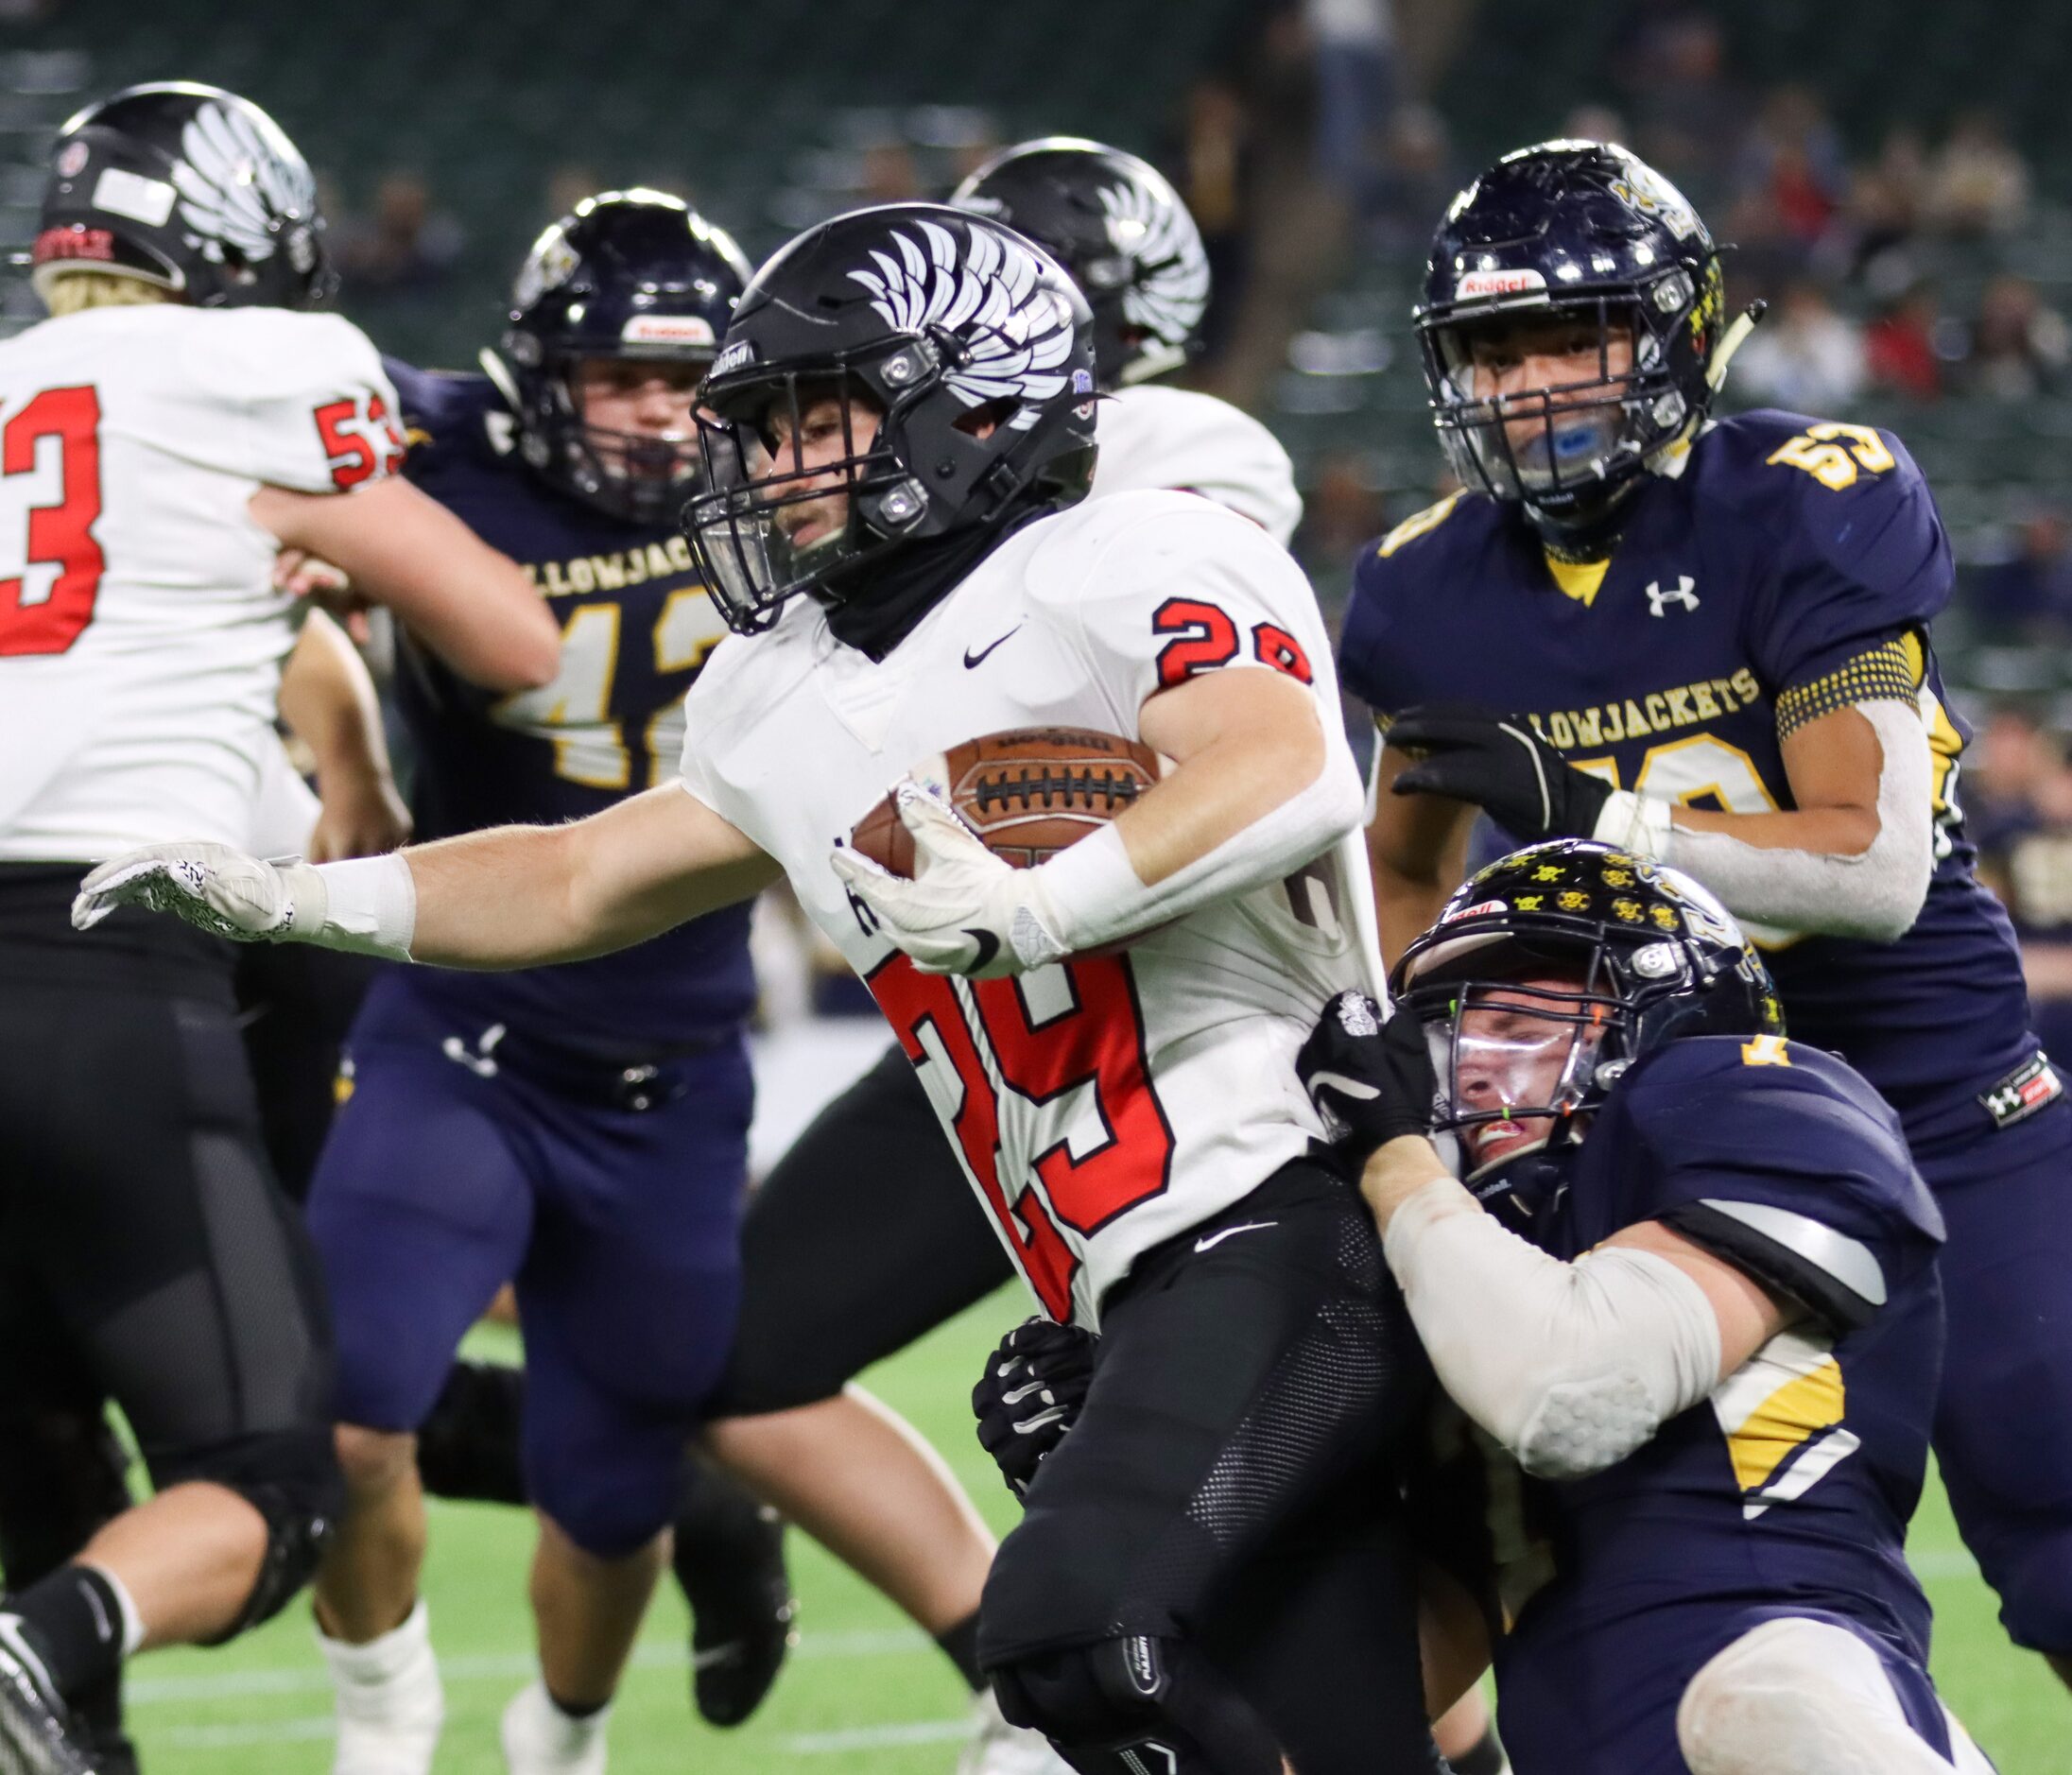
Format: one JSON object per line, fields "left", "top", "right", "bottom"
{"left": 440, "top": 1023, "right": 506, "bottom": 1077}
{"left": 1645, "top": 576, "right": 1700, "bottom": 616}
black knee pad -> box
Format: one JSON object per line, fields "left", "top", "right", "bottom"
{"left": 992, "top": 1636, "right": 1286, "bottom": 1775}
{"left": 152, "top": 1425, "right": 344, "bottom": 1642}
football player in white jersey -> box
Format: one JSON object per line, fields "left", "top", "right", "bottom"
{"left": 0, "top": 82, "right": 555, "bottom": 1773}
{"left": 80, "top": 205, "right": 1438, "bottom": 1774}
{"left": 676, "top": 142, "right": 1317, "bottom": 1773}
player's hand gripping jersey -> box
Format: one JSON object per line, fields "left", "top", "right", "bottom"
{"left": 1342, "top": 409, "right": 2036, "bottom": 1141}
{"left": 0, "top": 303, "right": 403, "bottom": 860}
{"left": 385, "top": 361, "right": 753, "bottom": 1047}
{"left": 679, "top": 491, "right": 1374, "bottom": 1328}
{"left": 1423, "top": 1037, "right": 1948, "bottom": 1771}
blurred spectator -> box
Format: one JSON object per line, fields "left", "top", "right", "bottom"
{"left": 1844, "top": 127, "right": 1929, "bottom": 291}
{"left": 1965, "top": 274, "right": 2071, "bottom": 401}
{"left": 1305, "top": 0, "right": 1397, "bottom": 199}
{"left": 1925, "top": 110, "right": 2031, "bottom": 238}
{"left": 1294, "top": 450, "right": 1387, "bottom": 595}
{"left": 338, "top": 171, "right": 466, "bottom": 296}
{"left": 1735, "top": 85, "right": 1849, "bottom": 249}
{"left": 1965, "top": 705, "right": 2072, "bottom": 1064}
{"left": 1973, "top": 508, "right": 2072, "bottom": 640}
{"left": 1614, "top": 7, "right": 1744, "bottom": 198}
{"left": 1177, "top": 77, "right": 1255, "bottom": 364}
{"left": 545, "top": 164, "right": 604, "bottom": 222}
{"left": 1368, "top": 102, "right": 1454, "bottom": 252}
{"left": 859, "top": 141, "right": 922, "bottom": 205}
{"left": 1733, "top": 280, "right": 1865, "bottom": 411}
{"left": 1563, "top": 104, "right": 1628, "bottom": 147}
{"left": 1864, "top": 283, "right": 1945, "bottom": 401}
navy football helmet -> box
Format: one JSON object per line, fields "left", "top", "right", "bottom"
{"left": 684, "top": 203, "right": 1096, "bottom": 636}
{"left": 1415, "top": 141, "right": 1733, "bottom": 541}
{"left": 32, "top": 82, "right": 333, "bottom": 310}
{"left": 490, "top": 189, "right": 751, "bottom": 524}
{"left": 949, "top": 137, "right": 1208, "bottom": 390}
{"left": 1392, "top": 839, "right": 1783, "bottom": 1172}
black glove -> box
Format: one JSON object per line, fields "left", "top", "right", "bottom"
{"left": 1298, "top": 991, "right": 1442, "bottom": 1157}
{"left": 972, "top": 1316, "right": 1097, "bottom": 1499}
{"left": 1387, "top": 702, "right": 1612, "bottom": 842}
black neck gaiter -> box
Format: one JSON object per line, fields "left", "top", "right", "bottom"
{"left": 820, "top": 505, "right": 1054, "bottom": 663}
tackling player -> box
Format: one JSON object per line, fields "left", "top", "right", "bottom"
{"left": 1343, "top": 139, "right": 2072, "bottom": 1691}
{"left": 1298, "top": 842, "right": 1994, "bottom": 1773}
{"left": 78, "top": 202, "right": 1440, "bottom": 1775}
{"left": 293, "top": 190, "right": 787, "bottom": 1775}
{"left": 0, "top": 81, "right": 556, "bottom": 1774}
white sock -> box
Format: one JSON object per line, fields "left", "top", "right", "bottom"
{"left": 318, "top": 1596, "right": 443, "bottom": 1744}
{"left": 503, "top": 1678, "right": 612, "bottom": 1772}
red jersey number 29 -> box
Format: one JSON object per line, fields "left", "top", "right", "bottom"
{"left": 870, "top": 953, "right": 1176, "bottom": 1322}
{"left": 0, "top": 385, "right": 105, "bottom": 658}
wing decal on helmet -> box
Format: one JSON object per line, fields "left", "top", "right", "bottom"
{"left": 848, "top": 219, "right": 1077, "bottom": 422}
{"left": 1101, "top": 180, "right": 1208, "bottom": 345}
{"left": 169, "top": 100, "right": 313, "bottom": 265}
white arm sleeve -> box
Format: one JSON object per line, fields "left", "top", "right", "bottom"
{"left": 1382, "top": 1177, "right": 1722, "bottom": 1480}
{"left": 1593, "top": 698, "right": 1933, "bottom": 942}
{"left": 1033, "top": 745, "right": 1366, "bottom": 954}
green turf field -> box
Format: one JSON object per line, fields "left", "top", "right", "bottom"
{"left": 123, "top": 1292, "right": 2067, "bottom": 1774}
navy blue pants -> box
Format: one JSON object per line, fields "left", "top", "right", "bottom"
{"left": 1920, "top": 1094, "right": 2072, "bottom": 1653}
{"left": 305, "top": 972, "right": 751, "bottom": 1559}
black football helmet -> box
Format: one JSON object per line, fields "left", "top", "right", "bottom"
{"left": 31, "top": 81, "right": 333, "bottom": 310}
{"left": 1391, "top": 839, "right": 1784, "bottom": 1173}
{"left": 949, "top": 137, "right": 1208, "bottom": 389}
{"left": 684, "top": 203, "right": 1096, "bottom": 636}
{"left": 488, "top": 189, "right": 751, "bottom": 525}
{"left": 1415, "top": 140, "right": 1732, "bottom": 542}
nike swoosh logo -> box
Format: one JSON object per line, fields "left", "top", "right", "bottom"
{"left": 1194, "top": 1221, "right": 1278, "bottom": 1253}
{"left": 962, "top": 623, "right": 1023, "bottom": 668}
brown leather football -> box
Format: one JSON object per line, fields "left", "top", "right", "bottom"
{"left": 850, "top": 726, "right": 1164, "bottom": 877}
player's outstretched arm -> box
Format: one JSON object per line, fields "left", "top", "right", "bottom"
{"left": 74, "top": 784, "right": 779, "bottom": 970}
{"left": 251, "top": 478, "right": 561, "bottom": 693}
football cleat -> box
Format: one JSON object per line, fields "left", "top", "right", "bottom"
{"left": 668, "top": 1463, "right": 796, "bottom": 1727}
{"left": 0, "top": 1615, "right": 93, "bottom": 1775}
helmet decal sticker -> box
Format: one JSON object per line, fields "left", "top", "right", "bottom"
{"left": 847, "top": 219, "right": 1077, "bottom": 421}
{"left": 169, "top": 99, "right": 313, "bottom": 265}
{"left": 1100, "top": 178, "right": 1208, "bottom": 343}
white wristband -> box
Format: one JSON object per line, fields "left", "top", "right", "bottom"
{"left": 1592, "top": 788, "right": 1675, "bottom": 860}
{"left": 1027, "top": 824, "right": 1148, "bottom": 956}
{"left": 293, "top": 853, "right": 417, "bottom": 959}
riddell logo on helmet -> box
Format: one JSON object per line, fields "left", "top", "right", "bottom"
{"left": 1457, "top": 267, "right": 1546, "bottom": 300}
{"left": 711, "top": 338, "right": 756, "bottom": 376}
{"left": 31, "top": 226, "right": 115, "bottom": 265}
{"left": 620, "top": 314, "right": 716, "bottom": 347}
{"left": 1444, "top": 898, "right": 1508, "bottom": 922}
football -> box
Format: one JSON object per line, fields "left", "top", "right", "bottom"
{"left": 849, "top": 726, "right": 1164, "bottom": 877}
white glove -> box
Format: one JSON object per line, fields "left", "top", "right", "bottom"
{"left": 73, "top": 842, "right": 324, "bottom": 942}
{"left": 829, "top": 783, "right": 1068, "bottom": 978}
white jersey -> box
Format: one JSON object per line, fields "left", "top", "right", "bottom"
{"left": 680, "top": 491, "right": 1374, "bottom": 1327}
{"left": 0, "top": 303, "right": 402, "bottom": 861}
{"left": 1088, "top": 383, "right": 1302, "bottom": 545}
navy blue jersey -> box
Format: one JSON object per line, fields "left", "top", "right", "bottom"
{"left": 1341, "top": 410, "right": 2036, "bottom": 1141}
{"left": 385, "top": 360, "right": 753, "bottom": 1048}
{"left": 1424, "top": 1037, "right": 1946, "bottom": 1709}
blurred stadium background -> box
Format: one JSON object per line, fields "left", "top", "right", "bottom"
{"left": 5, "top": 0, "right": 2070, "bottom": 1766}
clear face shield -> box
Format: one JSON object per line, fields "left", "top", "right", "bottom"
{"left": 1407, "top": 970, "right": 1625, "bottom": 1176}
{"left": 683, "top": 371, "right": 911, "bottom": 635}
